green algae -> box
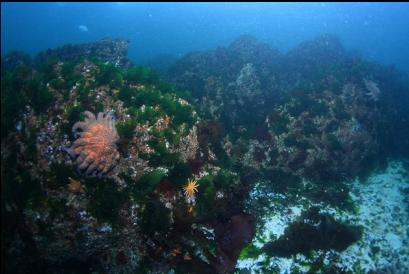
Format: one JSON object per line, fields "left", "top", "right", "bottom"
{"left": 61, "top": 103, "right": 84, "bottom": 138}
{"left": 239, "top": 243, "right": 262, "bottom": 260}
{"left": 95, "top": 63, "right": 123, "bottom": 88}
{"left": 116, "top": 119, "right": 137, "bottom": 140}
{"left": 144, "top": 139, "right": 181, "bottom": 167}
{"left": 124, "top": 66, "right": 160, "bottom": 85}
{"left": 196, "top": 175, "right": 217, "bottom": 218}
{"left": 167, "top": 161, "right": 192, "bottom": 187}
{"left": 49, "top": 162, "right": 79, "bottom": 187}
{"left": 86, "top": 178, "right": 129, "bottom": 226}
{"left": 131, "top": 170, "right": 167, "bottom": 200}
{"left": 139, "top": 200, "right": 170, "bottom": 238}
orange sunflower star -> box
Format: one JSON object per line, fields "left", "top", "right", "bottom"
{"left": 68, "top": 111, "right": 120, "bottom": 177}
{"left": 183, "top": 179, "right": 199, "bottom": 200}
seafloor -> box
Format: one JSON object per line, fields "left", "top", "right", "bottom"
{"left": 1, "top": 36, "right": 409, "bottom": 273}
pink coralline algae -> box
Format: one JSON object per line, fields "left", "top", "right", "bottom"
{"left": 68, "top": 111, "right": 120, "bottom": 177}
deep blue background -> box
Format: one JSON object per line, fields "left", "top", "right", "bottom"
{"left": 2, "top": 2, "right": 409, "bottom": 74}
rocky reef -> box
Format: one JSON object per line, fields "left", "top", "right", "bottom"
{"left": 34, "top": 38, "right": 133, "bottom": 69}
{"left": 1, "top": 36, "right": 409, "bottom": 273}
{"left": 262, "top": 207, "right": 363, "bottom": 257}
{"left": 167, "top": 34, "right": 409, "bottom": 272}
{"left": 168, "top": 34, "right": 409, "bottom": 205}
{"left": 1, "top": 38, "right": 253, "bottom": 274}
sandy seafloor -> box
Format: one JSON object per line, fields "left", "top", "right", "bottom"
{"left": 237, "top": 161, "right": 409, "bottom": 273}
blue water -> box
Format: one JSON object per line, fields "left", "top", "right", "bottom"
{"left": 2, "top": 2, "right": 409, "bottom": 73}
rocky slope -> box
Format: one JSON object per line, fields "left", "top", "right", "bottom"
{"left": 2, "top": 36, "right": 409, "bottom": 273}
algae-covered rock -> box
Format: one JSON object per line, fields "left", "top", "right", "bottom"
{"left": 1, "top": 39, "right": 248, "bottom": 273}
{"left": 2, "top": 34, "right": 409, "bottom": 273}
{"left": 168, "top": 34, "right": 409, "bottom": 205}
{"left": 263, "top": 207, "right": 363, "bottom": 257}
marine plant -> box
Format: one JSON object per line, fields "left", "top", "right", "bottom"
{"left": 1, "top": 63, "right": 52, "bottom": 139}
{"left": 138, "top": 200, "right": 171, "bottom": 238}
{"left": 124, "top": 66, "right": 160, "bottom": 85}
{"left": 86, "top": 178, "right": 129, "bottom": 225}
{"left": 95, "top": 62, "right": 123, "bottom": 88}
{"left": 131, "top": 170, "right": 166, "bottom": 200}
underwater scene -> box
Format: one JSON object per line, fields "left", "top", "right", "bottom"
{"left": 1, "top": 2, "right": 409, "bottom": 274}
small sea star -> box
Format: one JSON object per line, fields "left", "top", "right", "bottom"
{"left": 183, "top": 179, "right": 199, "bottom": 200}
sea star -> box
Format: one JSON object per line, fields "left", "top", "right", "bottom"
{"left": 183, "top": 179, "right": 199, "bottom": 200}
{"left": 68, "top": 111, "right": 120, "bottom": 177}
